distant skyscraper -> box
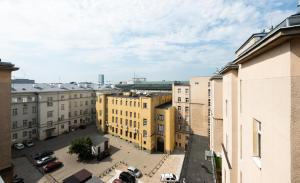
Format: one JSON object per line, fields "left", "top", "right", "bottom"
{"left": 98, "top": 74, "right": 104, "bottom": 85}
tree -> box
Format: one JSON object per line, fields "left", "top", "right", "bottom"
{"left": 68, "top": 137, "right": 93, "bottom": 161}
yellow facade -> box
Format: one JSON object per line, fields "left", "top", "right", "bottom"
{"left": 96, "top": 92, "right": 175, "bottom": 153}
{"left": 155, "top": 103, "right": 175, "bottom": 154}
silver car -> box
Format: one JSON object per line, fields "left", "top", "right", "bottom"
{"left": 127, "top": 166, "right": 142, "bottom": 178}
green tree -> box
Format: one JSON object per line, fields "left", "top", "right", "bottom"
{"left": 68, "top": 137, "right": 93, "bottom": 161}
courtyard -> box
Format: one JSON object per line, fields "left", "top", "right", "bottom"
{"left": 12, "top": 125, "right": 184, "bottom": 183}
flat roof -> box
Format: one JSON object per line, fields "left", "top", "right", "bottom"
{"left": 0, "top": 61, "right": 19, "bottom": 71}
{"left": 156, "top": 101, "right": 172, "bottom": 109}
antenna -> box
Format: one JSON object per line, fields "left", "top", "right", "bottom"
{"left": 298, "top": 0, "right": 300, "bottom": 13}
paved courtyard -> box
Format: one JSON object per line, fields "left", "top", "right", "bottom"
{"left": 12, "top": 125, "right": 184, "bottom": 183}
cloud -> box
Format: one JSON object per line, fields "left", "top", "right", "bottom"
{"left": 0, "top": 0, "right": 296, "bottom": 82}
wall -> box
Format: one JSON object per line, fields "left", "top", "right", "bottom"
{"left": 222, "top": 70, "right": 238, "bottom": 183}
{"left": 0, "top": 69, "right": 13, "bottom": 182}
{"left": 238, "top": 41, "right": 292, "bottom": 183}
{"left": 190, "top": 77, "right": 210, "bottom": 136}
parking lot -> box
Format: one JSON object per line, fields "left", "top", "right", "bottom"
{"left": 12, "top": 125, "right": 184, "bottom": 183}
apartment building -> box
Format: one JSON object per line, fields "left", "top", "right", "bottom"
{"left": 210, "top": 12, "right": 300, "bottom": 183}
{"left": 209, "top": 74, "right": 223, "bottom": 156}
{"left": 172, "top": 77, "right": 210, "bottom": 150}
{"left": 11, "top": 83, "right": 97, "bottom": 142}
{"left": 96, "top": 91, "right": 174, "bottom": 153}
{"left": 0, "top": 61, "right": 18, "bottom": 183}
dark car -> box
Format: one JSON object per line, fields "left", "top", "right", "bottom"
{"left": 43, "top": 161, "right": 63, "bottom": 173}
{"left": 119, "top": 172, "right": 135, "bottom": 183}
{"left": 112, "top": 179, "right": 123, "bottom": 183}
{"left": 36, "top": 155, "right": 56, "bottom": 166}
{"left": 32, "top": 150, "right": 54, "bottom": 160}
{"left": 12, "top": 175, "right": 24, "bottom": 183}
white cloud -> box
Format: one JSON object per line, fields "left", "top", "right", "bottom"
{"left": 0, "top": 0, "right": 296, "bottom": 82}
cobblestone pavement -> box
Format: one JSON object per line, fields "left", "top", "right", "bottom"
{"left": 13, "top": 125, "right": 184, "bottom": 183}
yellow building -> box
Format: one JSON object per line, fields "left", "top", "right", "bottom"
{"left": 96, "top": 91, "right": 175, "bottom": 153}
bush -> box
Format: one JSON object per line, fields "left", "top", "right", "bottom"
{"left": 68, "top": 137, "right": 93, "bottom": 161}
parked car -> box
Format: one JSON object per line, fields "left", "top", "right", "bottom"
{"left": 24, "top": 140, "right": 34, "bottom": 147}
{"left": 13, "top": 143, "right": 25, "bottom": 150}
{"left": 36, "top": 155, "right": 56, "bottom": 166}
{"left": 43, "top": 161, "right": 63, "bottom": 173}
{"left": 127, "top": 166, "right": 142, "bottom": 178}
{"left": 32, "top": 150, "right": 54, "bottom": 160}
{"left": 119, "top": 172, "right": 135, "bottom": 183}
{"left": 12, "top": 175, "right": 24, "bottom": 183}
{"left": 112, "top": 179, "right": 123, "bottom": 183}
{"left": 160, "top": 173, "right": 179, "bottom": 183}
{"left": 79, "top": 125, "right": 86, "bottom": 129}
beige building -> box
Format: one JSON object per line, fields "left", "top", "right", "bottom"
{"left": 11, "top": 83, "right": 97, "bottom": 141}
{"left": 0, "top": 61, "right": 18, "bottom": 183}
{"left": 172, "top": 77, "right": 210, "bottom": 150}
{"left": 209, "top": 75, "right": 223, "bottom": 156}
{"left": 210, "top": 12, "right": 300, "bottom": 183}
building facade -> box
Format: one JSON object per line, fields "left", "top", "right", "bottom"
{"left": 0, "top": 61, "right": 18, "bottom": 183}
{"left": 11, "top": 83, "right": 97, "bottom": 142}
{"left": 209, "top": 75, "right": 223, "bottom": 156}
{"left": 172, "top": 77, "right": 210, "bottom": 150}
{"left": 210, "top": 12, "right": 300, "bottom": 183}
{"left": 96, "top": 91, "right": 175, "bottom": 153}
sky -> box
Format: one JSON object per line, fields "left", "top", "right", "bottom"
{"left": 0, "top": 0, "right": 296, "bottom": 83}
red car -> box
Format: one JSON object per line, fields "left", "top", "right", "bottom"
{"left": 43, "top": 161, "right": 63, "bottom": 173}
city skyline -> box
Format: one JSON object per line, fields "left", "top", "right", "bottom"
{"left": 0, "top": 0, "right": 296, "bottom": 83}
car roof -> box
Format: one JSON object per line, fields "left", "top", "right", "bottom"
{"left": 127, "top": 166, "right": 137, "bottom": 171}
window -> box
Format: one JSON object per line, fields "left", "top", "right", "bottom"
{"left": 32, "top": 118, "right": 37, "bottom": 125}
{"left": 134, "top": 112, "right": 136, "bottom": 118}
{"left": 32, "top": 106, "right": 37, "bottom": 113}
{"left": 185, "top": 88, "right": 189, "bottom": 94}
{"left": 143, "top": 103, "right": 147, "bottom": 108}
{"left": 47, "top": 97, "right": 53, "bottom": 107}
{"left": 178, "top": 97, "right": 181, "bottom": 102}
{"left": 253, "top": 119, "right": 261, "bottom": 158}
{"left": 134, "top": 121, "right": 136, "bottom": 128}
{"left": 61, "top": 104, "right": 65, "bottom": 110}
{"left": 85, "top": 101, "right": 88, "bottom": 105}
{"left": 23, "top": 131, "right": 27, "bottom": 137}
{"left": 157, "top": 124, "right": 164, "bottom": 135}
{"left": 74, "top": 101, "right": 78, "bottom": 107}
{"left": 13, "top": 133, "right": 18, "bottom": 140}
{"left": 130, "top": 120, "right": 132, "bottom": 127}
{"left": 23, "top": 120, "right": 28, "bottom": 127}
{"left": 13, "top": 121, "right": 18, "bottom": 129}
{"left": 61, "top": 95, "right": 65, "bottom": 100}
{"left": 61, "top": 124, "right": 64, "bottom": 129}
{"left": 185, "top": 98, "right": 189, "bottom": 103}
{"left": 23, "top": 104, "right": 28, "bottom": 114}
{"left": 185, "top": 106, "right": 189, "bottom": 112}
{"left": 225, "top": 99, "right": 228, "bottom": 117}
{"left": 32, "top": 129, "right": 37, "bottom": 134}
{"left": 157, "top": 114, "right": 164, "bottom": 121}
{"left": 47, "top": 121, "right": 53, "bottom": 127}
{"left": 130, "top": 101, "right": 132, "bottom": 106}
{"left": 112, "top": 109, "right": 114, "bottom": 114}
{"left": 80, "top": 101, "right": 83, "bottom": 106}
{"left": 12, "top": 97, "right": 18, "bottom": 103}
{"left": 178, "top": 106, "right": 181, "bottom": 111}
{"left": 178, "top": 134, "right": 181, "bottom": 139}
{"left": 130, "top": 112, "right": 132, "bottom": 117}
{"left": 80, "top": 94, "right": 83, "bottom": 98}
{"left": 143, "top": 130, "right": 147, "bottom": 137}
{"left": 22, "top": 97, "right": 27, "bottom": 103}
{"left": 143, "top": 119, "right": 147, "bottom": 126}
{"left": 47, "top": 111, "right": 53, "bottom": 118}
{"left": 61, "top": 115, "right": 64, "bottom": 120}
{"left": 177, "top": 88, "right": 181, "bottom": 93}
{"left": 12, "top": 108, "right": 18, "bottom": 116}
{"left": 99, "top": 98, "right": 102, "bottom": 103}
{"left": 240, "top": 125, "right": 243, "bottom": 159}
